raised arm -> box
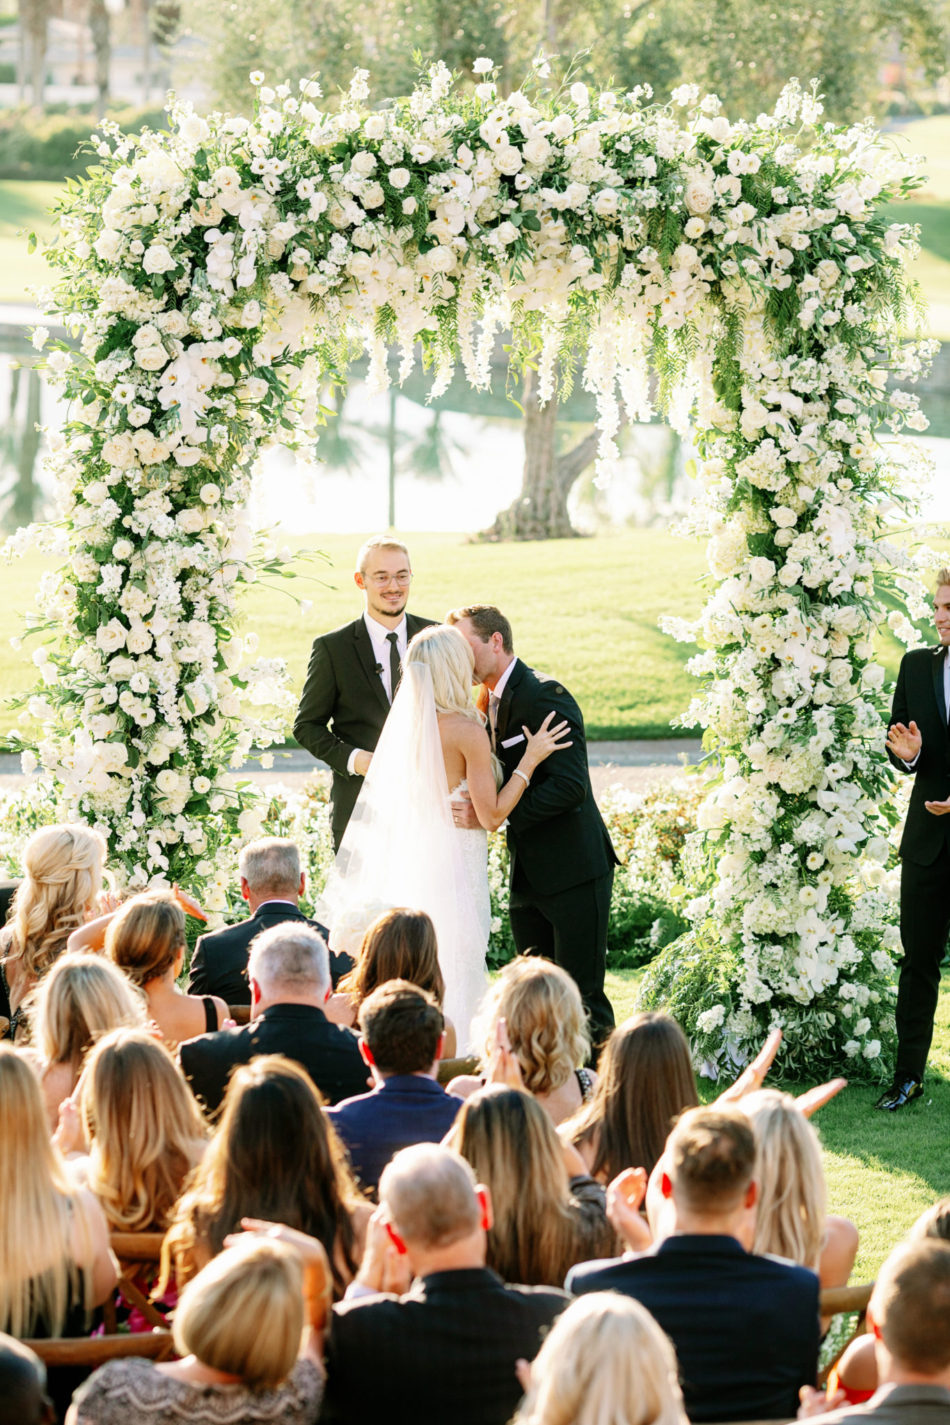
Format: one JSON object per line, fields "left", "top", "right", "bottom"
{"left": 458, "top": 716, "right": 571, "bottom": 833}
{"left": 885, "top": 656, "right": 921, "bottom": 772}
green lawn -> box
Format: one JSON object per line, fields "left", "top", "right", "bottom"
{"left": 611, "top": 966, "right": 950, "bottom": 1284}
{"left": 1, "top": 530, "right": 711, "bottom": 742}
{"left": 0, "top": 179, "right": 60, "bottom": 303}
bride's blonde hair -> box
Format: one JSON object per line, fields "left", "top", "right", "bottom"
{"left": 406, "top": 624, "right": 482, "bottom": 722}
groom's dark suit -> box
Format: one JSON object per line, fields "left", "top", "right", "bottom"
{"left": 294, "top": 613, "right": 436, "bottom": 850}
{"left": 887, "top": 644, "right": 950, "bottom": 1080}
{"left": 493, "top": 658, "right": 618, "bottom": 1046}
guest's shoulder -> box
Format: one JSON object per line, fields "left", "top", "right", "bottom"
{"left": 756, "top": 1252, "right": 820, "bottom": 1291}
{"left": 566, "top": 1254, "right": 636, "bottom": 1294}
{"left": 179, "top": 1017, "right": 250, "bottom": 1061}
{"left": 72, "top": 1355, "right": 164, "bottom": 1409}
{"left": 194, "top": 916, "right": 251, "bottom": 949}
{"left": 328, "top": 1086, "right": 378, "bottom": 1115}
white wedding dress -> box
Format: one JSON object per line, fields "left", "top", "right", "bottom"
{"left": 317, "top": 663, "right": 490, "bottom": 1052}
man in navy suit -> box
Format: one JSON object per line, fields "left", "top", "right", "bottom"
{"left": 294, "top": 536, "right": 437, "bottom": 850}
{"left": 880, "top": 570, "right": 950, "bottom": 1109}
{"left": 328, "top": 980, "right": 463, "bottom": 1195}
{"left": 567, "top": 1106, "right": 820, "bottom": 1423}
{"left": 187, "top": 837, "right": 348, "bottom": 1006}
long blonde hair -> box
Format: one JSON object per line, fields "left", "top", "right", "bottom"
{"left": 446, "top": 1086, "right": 588, "bottom": 1287}
{"left": 514, "top": 1292, "right": 688, "bottom": 1425}
{"left": 406, "top": 624, "right": 482, "bottom": 720}
{"left": 743, "top": 1089, "right": 826, "bottom": 1270}
{"left": 80, "top": 1028, "right": 207, "bottom": 1232}
{"left": 27, "top": 954, "right": 146, "bottom": 1071}
{"left": 472, "top": 956, "right": 590, "bottom": 1095}
{"left": 5, "top": 824, "right": 106, "bottom": 985}
{"left": 0, "top": 1046, "right": 90, "bottom": 1336}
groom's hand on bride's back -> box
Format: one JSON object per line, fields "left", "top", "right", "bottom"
{"left": 451, "top": 792, "right": 481, "bottom": 830}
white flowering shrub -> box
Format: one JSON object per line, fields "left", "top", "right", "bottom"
{"left": 8, "top": 60, "right": 934, "bottom": 1074}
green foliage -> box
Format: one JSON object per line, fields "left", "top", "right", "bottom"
{"left": 0, "top": 107, "right": 166, "bottom": 182}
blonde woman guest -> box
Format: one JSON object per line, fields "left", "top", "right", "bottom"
{"left": 513, "top": 1292, "right": 688, "bottom": 1425}
{"left": 0, "top": 1047, "right": 116, "bottom": 1339}
{"left": 0, "top": 825, "right": 107, "bottom": 1042}
{"left": 327, "top": 908, "right": 458, "bottom": 1057}
{"left": 445, "top": 1086, "right": 616, "bottom": 1288}
{"left": 449, "top": 956, "right": 596, "bottom": 1126}
{"left": 63, "top": 1029, "right": 208, "bottom": 1232}
{"left": 67, "top": 1233, "right": 327, "bottom": 1425}
{"left": 741, "top": 1089, "right": 858, "bottom": 1319}
{"left": 105, "top": 892, "right": 227, "bottom": 1048}
{"left": 22, "top": 955, "right": 146, "bottom": 1131}
{"left": 161, "top": 1055, "right": 369, "bottom": 1300}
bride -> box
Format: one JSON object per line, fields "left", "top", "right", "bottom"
{"left": 318, "top": 624, "right": 570, "bottom": 1051}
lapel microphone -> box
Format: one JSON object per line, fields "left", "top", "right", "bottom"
{"left": 374, "top": 662, "right": 383, "bottom": 675}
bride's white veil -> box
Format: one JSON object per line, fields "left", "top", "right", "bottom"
{"left": 317, "top": 661, "right": 486, "bottom": 1046}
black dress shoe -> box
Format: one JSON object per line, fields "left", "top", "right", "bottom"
{"left": 874, "top": 1077, "right": 923, "bottom": 1111}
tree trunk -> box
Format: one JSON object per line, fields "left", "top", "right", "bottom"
{"left": 480, "top": 366, "right": 603, "bottom": 541}
{"left": 89, "top": 0, "right": 111, "bottom": 118}
{"left": 24, "top": 0, "right": 49, "bottom": 112}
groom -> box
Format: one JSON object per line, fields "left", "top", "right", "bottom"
{"left": 294, "top": 536, "right": 436, "bottom": 851}
{"left": 448, "top": 604, "right": 618, "bottom": 1048}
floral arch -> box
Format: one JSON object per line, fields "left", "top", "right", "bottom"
{"left": 17, "top": 61, "right": 936, "bottom": 1077}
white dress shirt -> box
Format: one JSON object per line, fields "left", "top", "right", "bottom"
{"left": 347, "top": 614, "right": 408, "bottom": 776}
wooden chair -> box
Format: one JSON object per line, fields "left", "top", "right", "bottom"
{"left": 818, "top": 1281, "right": 874, "bottom": 1386}
{"left": 103, "top": 1231, "right": 169, "bottom": 1334}
{"left": 437, "top": 1054, "right": 478, "bottom": 1084}
{"left": 22, "top": 1330, "right": 174, "bottom": 1369}
{"left": 227, "top": 1004, "right": 251, "bottom": 1025}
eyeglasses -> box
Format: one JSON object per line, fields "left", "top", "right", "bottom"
{"left": 368, "top": 572, "right": 412, "bottom": 587}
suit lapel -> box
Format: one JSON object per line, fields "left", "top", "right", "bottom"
{"left": 932, "top": 647, "right": 948, "bottom": 727}
{"left": 352, "top": 618, "right": 390, "bottom": 716}
{"left": 495, "top": 659, "right": 523, "bottom": 745}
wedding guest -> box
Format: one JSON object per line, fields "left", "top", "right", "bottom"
{"left": 328, "top": 908, "right": 458, "bottom": 1056}
{"left": 742, "top": 1089, "right": 858, "bottom": 1319}
{"left": 328, "top": 980, "right": 462, "bottom": 1195}
{"left": 0, "top": 825, "right": 107, "bottom": 1042}
{"left": 105, "top": 891, "right": 227, "bottom": 1048}
{"left": 568, "top": 1105, "right": 821, "bottom": 1423}
{"left": 187, "top": 837, "right": 343, "bottom": 1006}
{"left": 822, "top": 1198, "right": 950, "bottom": 1408}
{"left": 22, "top": 954, "right": 146, "bottom": 1130}
{"left": 449, "top": 956, "right": 595, "bottom": 1125}
{"left": 803, "top": 1240, "right": 950, "bottom": 1425}
{"left": 294, "top": 535, "right": 437, "bottom": 850}
{"left": 161, "top": 1054, "right": 370, "bottom": 1300}
{"left": 64, "top": 1029, "right": 208, "bottom": 1232}
{"left": 564, "top": 1011, "right": 699, "bottom": 1183}
{"left": 178, "top": 924, "right": 367, "bottom": 1115}
{"left": 513, "top": 1292, "right": 688, "bottom": 1425}
{"left": 445, "top": 1085, "right": 616, "bottom": 1287}
{"left": 67, "top": 1234, "right": 326, "bottom": 1425}
{"left": 321, "top": 1143, "right": 569, "bottom": 1425}
{"left": 0, "top": 1335, "right": 54, "bottom": 1425}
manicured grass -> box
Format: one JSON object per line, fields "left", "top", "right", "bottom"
{"left": 0, "top": 180, "right": 60, "bottom": 303}
{"left": 0, "top": 530, "right": 710, "bottom": 741}
{"left": 610, "top": 966, "right": 950, "bottom": 1283}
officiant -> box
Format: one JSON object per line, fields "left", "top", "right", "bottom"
{"left": 294, "top": 536, "right": 436, "bottom": 851}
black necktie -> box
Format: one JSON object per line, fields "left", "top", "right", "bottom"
{"left": 387, "top": 632, "right": 401, "bottom": 703}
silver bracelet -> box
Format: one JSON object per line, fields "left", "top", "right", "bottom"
{"left": 512, "top": 768, "right": 531, "bottom": 787}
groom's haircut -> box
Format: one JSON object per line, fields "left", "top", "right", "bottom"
{"left": 248, "top": 924, "right": 330, "bottom": 999}
{"left": 239, "top": 838, "right": 301, "bottom": 897}
{"left": 356, "top": 535, "right": 410, "bottom": 574}
{"left": 446, "top": 604, "right": 513, "bottom": 654}
{"left": 358, "top": 979, "right": 444, "bottom": 1076}
{"left": 936, "top": 566, "right": 950, "bottom": 591}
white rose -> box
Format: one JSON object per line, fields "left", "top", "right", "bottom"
{"left": 94, "top": 229, "right": 123, "bottom": 261}
{"left": 351, "top": 150, "right": 377, "bottom": 177}
{"left": 426, "top": 245, "right": 457, "bottom": 273}
{"left": 684, "top": 178, "right": 715, "bottom": 215}
{"left": 363, "top": 115, "right": 386, "bottom": 140}
{"left": 96, "top": 619, "right": 127, "bottom": 654}
{"left": 388, "top": 167, "right": 411, "bottom": 189}
{"left": 592, "top": 188, "right": 619, "bottom": 219}
{"left": 361, "top": 181, "right": 385, "bottom": 208}
{"left": 569, "top": 82, "right": 589, "bottom": 106}
{"left": 523, "top": 136, "right": 551, "bottom": 166}
{"left": 402, "top": 196, "right": 417, "bottom": 215}
{"left": 143, "top": 243, "right": 177, "bottom": 274}
{"left": 473, "top": 57, "right": 494, "bottom": 74}
{"left": 493, "top": 146, "right": 523, "bottom": 175}
{"left": 496, "top": 221, "right": 519, "bottom": 245}
{"left": 241, "top": 301, "right": 262, "bottom": 327}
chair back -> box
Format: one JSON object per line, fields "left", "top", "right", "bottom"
{"left": 818, "top": 1281, "right": 874, "bottom": 1386}
{"left": 102, "top": 1231, "right": 168, "bottom": 1334}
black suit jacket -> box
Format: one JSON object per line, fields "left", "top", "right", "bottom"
{"left": 178, "top": 1002, "right": 368, "bottom": 1116}
{"left": 187, "top": 903, "right": 349, "bottom": 1006}
{"left": 888, "top": 645, "right": 950, "bottom": 866}
{"left": 567, "top": 1235, "right": 820, "bottom": 1423}
{"left": 494, "top": 659, "right": 618, "bottom": 896}
{"left": 294, "top": 613, "right": 437, "bottom": 845}
{"left": 322, "top": 1268, "right": 568, "bottom": 1425}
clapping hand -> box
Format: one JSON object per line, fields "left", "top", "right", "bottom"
{"left": 356, "top": 1207, "right": 413, "bottom": 1297}
{"left": 606, "top": 1167, "right": 652, "bottom": 1254}
{"left": 715, "top": 1027, "right": 783, "bottom": 1104}
{"left": 53, "top": 1092, "right": 86, "bottom": 1157}
{"left": 886, "top": 720, "right": 921, "bottom": 763}
{"left": 485, "top": 1017, "right": 526, "bottom": 1091}
{"left": 924, "top": 796, "right": 950, "bottom": 817}
{"left": 172, "top": 884, "right": 209, "bottom": 922}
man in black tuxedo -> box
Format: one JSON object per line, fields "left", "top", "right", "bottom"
{"left": 448, "top": 604, "right": 618, "bottom": 1048}
{"left": 187, "top": 837, "right": 348, "bottom": 1006}
{"left": 178, "top": 923, "right": 367, "bottom": 1115}
{"left": 294, "top": 536, "right": 436, "bottom": 850}
{"left": 880, "top": 572, "right": 950, "bottom": 1110}
{"left": 321, "top": 1143, "right": 568, "bottom": 1425}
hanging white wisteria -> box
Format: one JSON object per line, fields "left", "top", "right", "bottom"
{"left": 10, "top": 58, "right": 938, "bottom": 1075}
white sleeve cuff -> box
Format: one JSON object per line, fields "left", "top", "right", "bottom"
{"left": 902, "top": 753, "right": 920, "bottom": 770}
{"left": 343, "top": 1280, "right": 382, "bottom": 1301}
{"left": 346, "top": 748, "right": 362, "bottom": 776}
